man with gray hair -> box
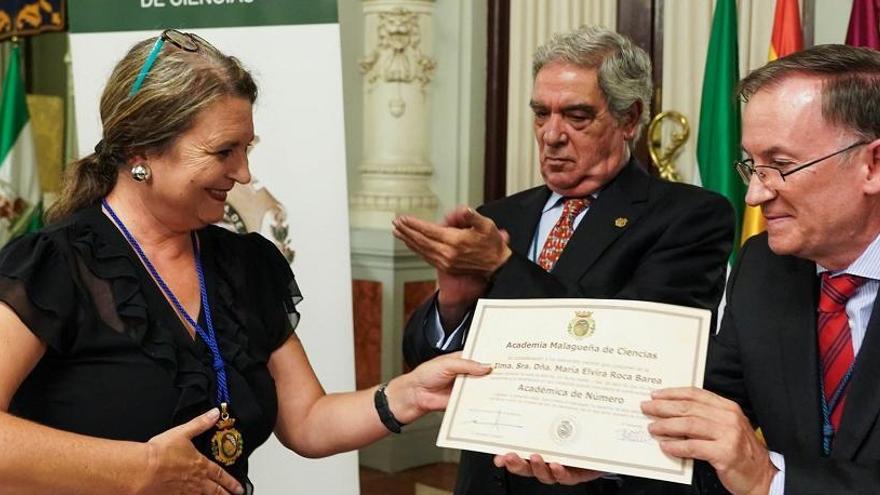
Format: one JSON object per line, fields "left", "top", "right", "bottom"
{"left": 393, "top": 25, "right": 734, "bottom": 494}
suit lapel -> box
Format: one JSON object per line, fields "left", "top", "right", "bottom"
{"left": 506, "top": 187, "right": 551, "bottom": 257}
{"left": 833, "top": 290, "right": 880, "bottom": 458}
{"left": 776, "top": 258, "right": 822, "bottom": 452}
{"left": 551, "top": 159, "right": 649, "bottom": 281}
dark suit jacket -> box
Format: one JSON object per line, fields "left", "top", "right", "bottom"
{"left": 701, "top": 233, "right": 880, "bottom": 494}
{"left": 402, "top": 160, "right": 736, "bottom": 495}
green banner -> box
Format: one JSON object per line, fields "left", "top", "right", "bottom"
{"left": 69, "top": 0, "right": 337, "bottom": 32}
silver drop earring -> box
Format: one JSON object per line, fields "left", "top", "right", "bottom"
{"left": 130, "top": 162, "right": 152, "bottom": 182}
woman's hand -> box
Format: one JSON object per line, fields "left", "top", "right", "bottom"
{"left": 494, "top": 452, "right": 603, "bottom": 486}
{"left": 385, "top": 352, "right": 491, "bottom": 424}
{"left": 134, "top": 408, "right": 244, "bottom": 495}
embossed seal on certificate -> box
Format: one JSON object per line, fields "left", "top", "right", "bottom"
{"left": 551, "top": 416, "right": 578, "bottom": 445}
{"left": 567, "top": 310, "right": 595, "bottom": 338}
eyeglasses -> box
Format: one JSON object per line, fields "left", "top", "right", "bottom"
{"left": 734, "top": 141, "right": 867, "bottom": 187}
{"left": 129, "top": 29, "right": 208, "bottom": 96}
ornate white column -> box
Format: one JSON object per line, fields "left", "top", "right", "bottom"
{"left": 342, "top": 0, "right": 487, "bottom": 475}
{"left": 350, "top": 0, "right": 438, "bottom": 228}
{"left": 346, "top": 0, "right": 444, "bottom": 475}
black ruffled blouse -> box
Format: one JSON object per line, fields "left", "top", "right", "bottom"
{"left": 0, "top": 204, "right": 302, "bottom": 485}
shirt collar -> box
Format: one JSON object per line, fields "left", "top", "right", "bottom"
{"left": 817, "top": 231, "right": 880, "bottom": 281}
{"left": 542, "top": 190, "right": 601, "bottom": 214}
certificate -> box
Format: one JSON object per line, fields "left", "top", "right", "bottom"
{"left": 436, "top": 298, "right": 711, "bottom": 485}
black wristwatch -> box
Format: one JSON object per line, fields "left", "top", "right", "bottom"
{"left": 374, "top": 382, "right": 406, "bottom": 433}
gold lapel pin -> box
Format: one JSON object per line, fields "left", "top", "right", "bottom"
{"left": 614, "top": 217, "right": 628, "bottom": 228}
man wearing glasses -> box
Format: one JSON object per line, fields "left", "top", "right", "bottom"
{"left": 638, "top": 44, "right": 880, "bottom": 494}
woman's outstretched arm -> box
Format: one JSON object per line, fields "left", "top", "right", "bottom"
{"left": 269, "top": 335, "right": 490, "bottom": 458}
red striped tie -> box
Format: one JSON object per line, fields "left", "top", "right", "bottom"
{"left": 537, "top": 198, "right": 590, "bottom": 271}
{"left": 818, "top": 273, "right": 866, "bottom": 430}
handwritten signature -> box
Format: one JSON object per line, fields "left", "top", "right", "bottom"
{"left": 614, "top": 426, "right": 651, "bottom": 443}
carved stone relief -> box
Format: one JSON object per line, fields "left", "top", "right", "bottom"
{"left": 359, "top": 7, "right": 436, "bottom": 118}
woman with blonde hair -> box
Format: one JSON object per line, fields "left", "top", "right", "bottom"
{"left": 0, "top": 30, "right": 488, "bottom": 494}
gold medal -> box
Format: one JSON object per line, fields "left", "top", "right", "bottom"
{"left": 211, "top": 403, "right": 244, "bottom": 466}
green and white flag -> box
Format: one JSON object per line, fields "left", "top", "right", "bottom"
{"left": 697, "top": 0, "right": 743, "bottom": 262}
{"left": 0, "top": 45, "right": 41, "bottom": 245}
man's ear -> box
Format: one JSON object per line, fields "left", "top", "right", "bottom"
{"left": 621, "top": 102, "right": 642, "bottom": 140}
{"left": 863, "top": 138, "right": 880, "bottom": 195}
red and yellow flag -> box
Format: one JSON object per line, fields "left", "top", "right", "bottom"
{"left": 740, "top": 0, "right": 804, "bottom": 245}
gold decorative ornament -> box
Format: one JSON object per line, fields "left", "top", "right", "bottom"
{"left": 647, "top": 110, "right": 690, "bottom": 182}
{"left": 0, "top": 0, "right": 66, "bottom": 42}
{"left": 567, "top": 310, "right": 596, "bottom": 339}
{"left": 211, "top": 403, "right": 244, "bottom": 466}
{"left": 614, "top": 217, "right": 628, "bottom": 228}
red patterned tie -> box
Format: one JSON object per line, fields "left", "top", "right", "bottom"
{"left": 818, "top": 273, "right": 866, "bottom": 430}
{"left": 537, "top": 197, "right": 590, "bottom": 271}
